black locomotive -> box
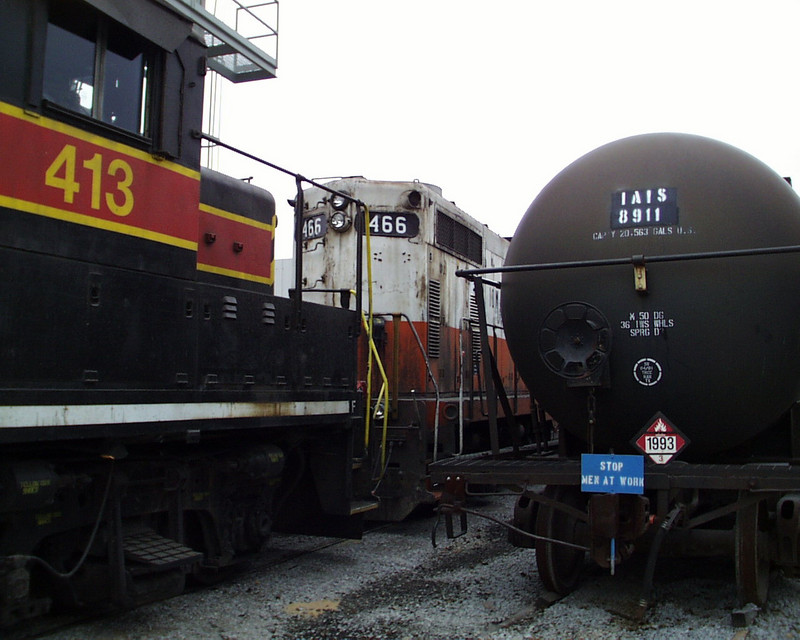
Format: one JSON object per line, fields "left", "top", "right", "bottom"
{"left": 431, "top": 133, "right": 800, "bottom": 612}
{"left": 0, "top": 0, "right": 369, "bottom": 628}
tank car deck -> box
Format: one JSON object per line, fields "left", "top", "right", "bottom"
{"left": 429, "top": 452, "right": 800, "bottom": 492}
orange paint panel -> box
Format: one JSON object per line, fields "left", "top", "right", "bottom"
{"left": 360, "top": 318, "right": 528, "bottom": 399}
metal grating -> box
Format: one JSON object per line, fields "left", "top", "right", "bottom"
{"left": 161, "top": 0, "right": 278, "bottom": 82}
{"left": 124, "top": 530, "right": 203, "bottom": 569}
{"left": 436, "top": 210, "right": 482, "bottom": 264}
{"left": 428, "top": 280, "right": 441, "bottom": 359}
{"left": 469, "top": 293, "right": 481, "bottom": 369}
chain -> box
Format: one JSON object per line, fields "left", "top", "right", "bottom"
{"left": 587, "top": 387, "right": 597, "bottom": 454}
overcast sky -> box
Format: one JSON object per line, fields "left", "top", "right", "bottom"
{"left": 208, "top": 0, "right": 800, "bottom": 258}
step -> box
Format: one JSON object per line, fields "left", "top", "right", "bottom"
{"left": 350, "top": 499, "right": 380, "bottom": 515}
{"left": 124, "top": 530, "right": 203, "bottom": 569}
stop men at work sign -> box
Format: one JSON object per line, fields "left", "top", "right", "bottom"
{"left": 581, "top": 453, "right": 644, "bottom": 494}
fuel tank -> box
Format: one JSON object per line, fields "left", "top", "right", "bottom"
{"left": 501, "top": 133, "right": 800, "bottom": 458}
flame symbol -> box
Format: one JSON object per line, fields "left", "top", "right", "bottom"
{"left": 653, "top": 418, "right": 667, "bottom": 432}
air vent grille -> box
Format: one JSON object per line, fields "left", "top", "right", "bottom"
{"left": 428, "top": 280, "right": 441, "bottom": 359}
{"left": 262, "top": 302, "right": 276, "bottom": 325}
{"left": 222, "top": 296, "right": 238, "bottom": 320}
{"left": 436, "top": 210, "right": 482, "bottom": 264}
{"left": 469, "top": 293, "right": 481, "bottom": 369}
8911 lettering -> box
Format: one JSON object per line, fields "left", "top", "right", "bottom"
{"left": 611, "top": 187, "right": 678, "bottom": 229}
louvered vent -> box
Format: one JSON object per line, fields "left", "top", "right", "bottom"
{"left": 436, "top": 210, "right": 483, "bottom": 264}
{"left": 262, "top": 302, "right": 276, "bottom": 325}
{"left": 469, "top": 293, "right": 481, "bottom": 369}
{"left": 428, "top": 280, "right": 441, "bottom": 358}
{"left": 222, "top": 296, "right": 238, "bottom": 320}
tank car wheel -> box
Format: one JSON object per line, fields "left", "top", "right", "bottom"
{"left": 735, "top": 498, "right": 771, "bottom": 606}
{"left": 535, "top": 485, "right": 588, "bottom": 595}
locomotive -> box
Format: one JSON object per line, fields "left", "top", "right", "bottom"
{"left": 279, "top": 178, "right": 534, "bottom": 520}
{"left": 0, "top": 0, "right": 370, "bottom": 628}
{"left": 430, "top": 133, "right": 800, "bottom": 612}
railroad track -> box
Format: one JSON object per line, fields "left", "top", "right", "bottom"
{"left": 13, "top": 521, "right": 396, "bottom": 640}
{"left": 18, "top": 497, "right": 800, "bottom": 640}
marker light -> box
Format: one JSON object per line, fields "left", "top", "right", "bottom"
{"left": 331, "top": 194, "right": 349, "bottom": 211}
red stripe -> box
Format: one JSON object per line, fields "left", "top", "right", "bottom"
{"left": 197, "top": 209, "right": 273, "bottom": 279}
{"left": 0, "top": 109, "right": 199, "bottom": 246}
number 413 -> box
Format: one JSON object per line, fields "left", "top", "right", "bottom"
{"left": 45, "top": 144, "right": 134, "bottom": 217}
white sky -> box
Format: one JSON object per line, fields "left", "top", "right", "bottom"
{"left": 208, "top": 0, "right": 800, "bottom": 258}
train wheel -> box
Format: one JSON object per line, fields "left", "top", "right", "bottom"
{"left": 735, "top": 498, "right": 771, "bottom": 606}
{"left": 535, "top": 485, "right": 588, "bottom": 595}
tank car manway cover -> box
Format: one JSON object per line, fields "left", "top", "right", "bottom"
{"left": 632, "top": 412, "right": 690, "bottom": 464}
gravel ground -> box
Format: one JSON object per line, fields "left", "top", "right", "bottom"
{"left": 38, "top": 495, "right": 800, "bottom": 640}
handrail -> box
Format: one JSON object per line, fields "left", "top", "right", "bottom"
{"left": 363, "top": 204, "right": 375, "bottom": 445}
{"left": 376, "top": 312, "right": 444, "bottom": 462}
{"left": 190, "top": 130, "right": 365, "bottom": 317}
{"left": 374, "top": 313, "right": 441, "bottom": 461}
{"left": 359, "top": 204, "right": 391, "bottom": 478}
{"left": 456, "top": 244, "right": 800, "bottom": 280}
{"left": 360, "top": 311, "right": 390, "bottom": 478}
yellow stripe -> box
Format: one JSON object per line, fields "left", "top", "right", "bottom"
{"left": 197, "top": 262, "right": 274, "bottom": 285}
{"left": 199, "top": 203, "right": 276, "bottom": 231}
{"left": 1, "top": 102, "right": 201, "bottom": 181}
{"left": 1, "top": 194, "right": 198, "bottom": 251}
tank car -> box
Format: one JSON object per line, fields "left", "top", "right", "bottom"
{"left": 277, "top": 178, "right": 537, "bottom": 520}
{"left": 0, "top": 0, "right": 368, "bottom": 628}
{"left": 430, "top": 133, "right": 800, "bottom": 612}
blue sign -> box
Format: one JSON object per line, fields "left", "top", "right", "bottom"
{"left": 581, "top": 454, "right": 644, "bottom": 494}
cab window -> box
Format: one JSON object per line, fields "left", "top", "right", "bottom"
{"left": 43, "top": 0, "right": 153, "bottom": 137}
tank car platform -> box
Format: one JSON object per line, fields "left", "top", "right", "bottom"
{"left": 429, "top": 451, "right": 800, "bottom": 492}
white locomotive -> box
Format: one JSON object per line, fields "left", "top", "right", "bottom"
{"left": 278, "top": 177, "right": 533, "bottom": 520}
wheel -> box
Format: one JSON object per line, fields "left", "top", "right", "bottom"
{"left": 535, "top": 485, "right": 588, "bottom": 595}
{"left": 735, "top": 498, "right": 771, "bottom": 606}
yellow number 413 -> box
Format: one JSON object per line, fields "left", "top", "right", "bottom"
{"left": 45, "top": 144, "right": 134, "bottom": 217}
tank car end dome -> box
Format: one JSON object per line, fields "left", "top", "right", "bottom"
{"left": 501, "top": 132, "right": 800, "bottom": 458}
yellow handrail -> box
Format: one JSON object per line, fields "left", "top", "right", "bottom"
{"left": 360, "top": 311, "right": 390, "bottom": 473}
{"left": 360, "top": 205, "right": 390, "bottom": 477}
{"left": 364, "top": 203, "right": 373, "bottom": 446}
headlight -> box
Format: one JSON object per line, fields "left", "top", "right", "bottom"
{"left": 330, "top": 211, "right": 352, "bottom": 232}
{"left": 331, "top": 193, "right": 349, "bottom": 211}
